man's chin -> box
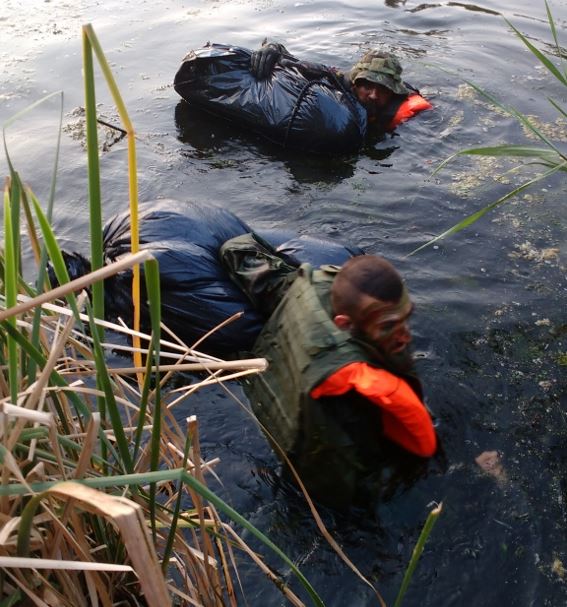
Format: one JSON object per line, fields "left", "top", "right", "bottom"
{"left": 353, "top": 332, "right": 415, "bottom": 372}
{"left": 385, "top": 346, "right": 415, "bottom": 374}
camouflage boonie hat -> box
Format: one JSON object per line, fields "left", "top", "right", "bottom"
{"left": 349, "top": 50, "right": 409, "bottom": 96}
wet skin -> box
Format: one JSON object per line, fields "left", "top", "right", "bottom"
{"left": 351, "top": 293, "right": 414, "bottom": 356}
{"left": 352, "top": 80, "right": 395, "bottom": 116}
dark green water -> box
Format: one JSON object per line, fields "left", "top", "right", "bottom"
{"left": 1, "top": 0, "right": 566, "bottom": 605}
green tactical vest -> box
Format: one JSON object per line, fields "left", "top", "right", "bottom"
{"left": 244, "top": 264, "right": 388, "bottom": 507}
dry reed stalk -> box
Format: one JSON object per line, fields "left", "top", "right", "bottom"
{"left": 214, "top": 531, "right": 238, "bottom": 607}
{"left": 186, "top": 416, "right": 223, "bottom": 604}
{"left": 0, "top": 257, "right": 316, "bottom": 607}
{"left": 0, "top": 556, "right": 133, "bottom": 571}
{"left": 166, "top": 441, "right": 221, "bottom": 479}
{"left": 72, "top": 358, "right": 268, "bottom": 375}
{"left": 32, "top": 297, "right": 223, "bottom": 362}
{"left": 187, "top": 311, "right": 244, "bottom": 352}
{"left": 25, "top": 293, "right": 86, "bottom": 414}
{"left": 0, "top": 251, "right": 153, "bottom": 323}
{"left": 67, "top": 508, "right": 113, "bottom": 607}
{"left": 31, "top": 482, "right": 170, "bottom": 605}
{"left": 222, "top": 524, "right": 306, "bottom": 607}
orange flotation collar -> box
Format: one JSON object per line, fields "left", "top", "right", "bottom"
{"left": 310, "top": 361, "right": 437, "bottom": 458}
{"left": 387, "top": 93, "right": 432, "bottom": 130}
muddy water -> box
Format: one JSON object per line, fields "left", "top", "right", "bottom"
{"left": 1, "top": 0, "right": 566, "bottom": 605}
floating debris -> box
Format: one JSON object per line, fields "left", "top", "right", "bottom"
{"left": 521, "top": 115, "right": 567, "bottom": 142}
{"left": 509, "top": 241, "right": 560, "bottom": 264}
{"left": 449, "top": 155, "right": 515, "bottom": 197}
{"left": 63, "top": 106, "right": 126, "bottom": 152}
{"left": 551, "top": 557, "right": 566, "bottom": 580}
{"left": 475, "top": 450, "right": 507, "bottom": 481}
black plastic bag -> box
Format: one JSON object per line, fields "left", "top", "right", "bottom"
{"left": 174, "top": 43, "right": 367, "bottom": 154}
{"left": 103, "top": 199, "right": 261, "bottom": 353}
{"left": 102, "top": 200, "right": 363, "bottom": 354}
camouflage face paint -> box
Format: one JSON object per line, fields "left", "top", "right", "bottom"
{"left": 355, "top": 287, "right": 414, "bottom": 354}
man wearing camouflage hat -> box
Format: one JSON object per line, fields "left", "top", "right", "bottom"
{"left": 348, "top": 50, "right": 409, "bottom": 122}
{"left": 250, "top": 43, "right": 419, "bottom": 129}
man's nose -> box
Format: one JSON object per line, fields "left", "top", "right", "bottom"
{"left": 396, "top": 323, "right": 412, "bottom": 343}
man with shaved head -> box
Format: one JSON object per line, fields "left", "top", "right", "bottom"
{"left": 221, "top": 235, "right": 437, "bottom": 508}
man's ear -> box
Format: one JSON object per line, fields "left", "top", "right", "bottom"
{"left": 333, "top": 314, "right": 353, "bottom": 331}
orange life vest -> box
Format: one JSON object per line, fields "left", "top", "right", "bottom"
{"left": 310, "top": 361, "right": 437, "bottom": 457}
{"left": 387, "top": 93, "right": 432, "bottom": 130}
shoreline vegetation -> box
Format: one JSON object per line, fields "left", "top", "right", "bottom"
{"left": 413, "top": 0, "right": 566, "bottom": 255}
{"left": 1, "top": 24, "right": 439, "bottom": 607}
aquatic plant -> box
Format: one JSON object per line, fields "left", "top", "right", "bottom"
{"left": 393, "top": 502, "right": 443, "bottom": 607}
{"left": 413, "top": 0, "right": 566, "bottom": 254}
{"left": 0, "top": 26, "right": 324, "bottom": 607}
{"left": 0, "top": 23, "right": 444, "bottom": 607}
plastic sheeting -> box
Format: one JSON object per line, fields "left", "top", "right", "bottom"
{"left": 103, "top": 199, "right": 363, "bottom": 353}
{"left": 174, "top": 43, "right": 367, "bottom": 154}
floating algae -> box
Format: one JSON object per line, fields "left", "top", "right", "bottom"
{"left": 63, "top": 106, "right": 126, "bottom": 152}
{"left": 448, "top": 155, "right": 517, "bottom": 197}
{"left": 521, "top": 115, "right": 567, "bottom": 141}
{"left": 508, "top": 241, "right": 561, "bottom": 265}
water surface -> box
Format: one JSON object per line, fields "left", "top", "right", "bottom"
{"left": 1, "top": 1, "right": 566, "bottom": 605}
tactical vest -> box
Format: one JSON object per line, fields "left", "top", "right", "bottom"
{"left": 245, "top": 264, "right": 389, "bottom": 506}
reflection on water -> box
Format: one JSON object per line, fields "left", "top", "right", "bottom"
{"left": 408, "top": 2, "right": 501, "bottom": 16}
{"left": 2, "top": 0, "right": 566, "bottom": 604}
{"left": 174, "top": 100, "right": 362, "bottom": 185}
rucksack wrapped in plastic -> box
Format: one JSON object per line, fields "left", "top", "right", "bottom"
{"left": 75, "top": 199, "right": 363, "bottom": 354}
{"left": 173, "top": 43, "right": 367, "bottom": 154}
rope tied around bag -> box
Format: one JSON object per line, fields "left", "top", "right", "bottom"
{"left": 283, "top": 72, "right": 360, "bottom": 148}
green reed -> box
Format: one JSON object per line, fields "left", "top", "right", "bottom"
{"left": 393, "top": 503, "right": 443, "bottom": 607}
{"left": 0, "top": 25, "right": 324, "bottom": 607}
{"left": 412, "top": 0, "right": 566, "bottom": 255}
{"left": 0, "top": 22, "right": 450, "bottom": 607}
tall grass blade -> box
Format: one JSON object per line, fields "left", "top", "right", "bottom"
{"left": 8, "top": 176, "right": 21, "bottom": 279}
{"left": 160, "top": 432, "right": 191, "bottom": 574}
{"left": 0, "top": 469, "right": 187, "bottom": 497}
{"left": 505, "top": 19, "right": 567, "bottom": 87}
{"left": 81, "top": 28, "right": 105, "bottom": 337}
{"left": 544, "top": 0, "right": 566, "bottom": 78}
{"left": 144, "top": 258, "right": 162, "bottom": 539}
{"left": 29, "top": 194, "right": 81, "bottom": 322}
{"left": 3, "top": 185, "right": 19, "bottom": 404}
{"left": 468, "top": 78, "right": 565, "bottom": 158}
{"left": 442, "top": 144, "right": 560, "bottom": 161}
{"left": 29, "top": 92, "right": 64, "bottom": 381}
{"left": 2, "top": 91, "right": 62, "bottom": 134}
{"left": 1, "top": 91, "right": 65, "bottom": 298}
{"left": 2, "top": 91, "right": 64, "bottom": 184}
{"left": 548, "top": 97, "right": 567, "bottom": 119}
{"left": 410, "top": 162, "right": 565, "bottom": 255}
{"left": 82, "top": 24, "right": 142, "bottom": 374}
{"left": 132, "top": 352, "right": 154, "bottom": 462}
{"left": 86, "top": 301, "right": 134, "bottom": 474}
{"left": 393, "top": 503, "right": 443, "bottom": 607}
